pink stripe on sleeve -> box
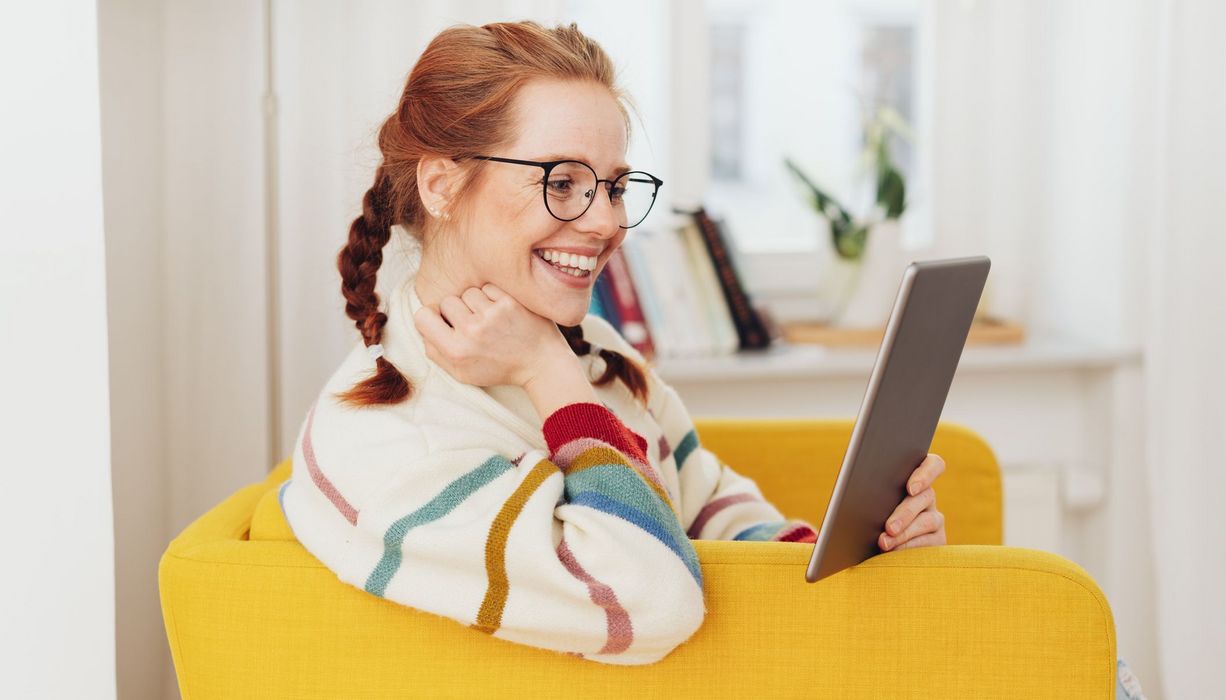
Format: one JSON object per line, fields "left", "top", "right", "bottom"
{"left": 302, "top": 402, "right": 359, "bottom": 525}
{"left": 557, "top": 536, "right": 634, "bottom": 655}
{"left": 686, "top": 492, "right": 761, "bottom": 538}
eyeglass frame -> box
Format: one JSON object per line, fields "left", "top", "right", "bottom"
{"left": 468, "top": 155, "right": 663, "bottom": 229}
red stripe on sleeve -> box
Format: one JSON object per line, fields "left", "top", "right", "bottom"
{"left": 542, "top": 402, "right": 649, "bottom": 463}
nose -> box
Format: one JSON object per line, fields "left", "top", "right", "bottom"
{"left": 574, "top": 183, "right": 622, "bottom": 238}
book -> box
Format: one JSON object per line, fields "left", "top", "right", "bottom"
{"left": 636, "top": 223, "right": 712, "bottom": 356}
{"left": 689, "top": 207, "right": 773, "bottom": 350}
{"left": 621, "top": 233, "right": 672, "bottom": 359}
{"left": 591, "top": 269, "right": 622, "bottom": 330}
{"left": 602, "top": 247, "right": 656, "bottom": 360}
{"left": 678, "top": 217, "right": 740, "bottom": 354}
{"left": 587, "top": 276, "right": 608, "bottom": 320}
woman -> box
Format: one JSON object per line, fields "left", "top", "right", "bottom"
{"left": 279, "top": 19, "right": 949, "bottom": 666}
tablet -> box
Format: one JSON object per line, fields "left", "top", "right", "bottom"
{"left": 805, "top": 256, "right": 990, "bottom": 583}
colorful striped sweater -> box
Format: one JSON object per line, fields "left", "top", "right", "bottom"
{"left": 279, "top": 276, "right": 817, "bottom": 665}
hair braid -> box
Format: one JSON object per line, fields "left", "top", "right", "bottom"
{"left": 557, "top": 324, "right": 650, "bottom": 406}
{"left": 333, "top": 168, "right": 412, "bottom": 406}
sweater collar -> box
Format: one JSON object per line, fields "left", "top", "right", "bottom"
{"left": 391, "top": 276, "right": 549, "bottom": 451}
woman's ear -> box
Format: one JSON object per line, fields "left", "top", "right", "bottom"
{"left": 417, "top": 155, "right": 460, "bottom": 216}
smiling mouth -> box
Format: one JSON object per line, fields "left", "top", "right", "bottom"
{"left": 534, "top": 247, "right": 595, "bottom": 278}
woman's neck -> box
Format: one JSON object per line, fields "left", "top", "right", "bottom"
{"left": 413, "top": 250, "right": 473, "bottom": 310}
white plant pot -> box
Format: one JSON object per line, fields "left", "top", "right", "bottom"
{"left": 813, "top": 252, "right": 861, "bottom": 322}
{"left": 832, "top": 219, "right": 906, "bottom": 329}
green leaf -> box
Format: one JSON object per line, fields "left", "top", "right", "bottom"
{"left": 876, "top": 166, "right": 906, "bottom": 219}
{"left": 784, "top": 158, "right": 852, "bottom": 226}
{"left": 832, "top": 220, "right": 868, "bottom": 260}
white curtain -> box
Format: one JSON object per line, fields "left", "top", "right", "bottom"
{"left": 1144, "top": 1, "right": 1226, "bottom": 696}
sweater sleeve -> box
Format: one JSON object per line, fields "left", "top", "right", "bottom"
{"left": 648, "top": 367, "right": 818, "bottom": 543}
{"left": 313, "top": 400, "right": 704, "bottom": 666}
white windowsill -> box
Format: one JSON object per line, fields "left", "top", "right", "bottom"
{"left": 652, "top": 335, "right": 1142, "bottom": 383}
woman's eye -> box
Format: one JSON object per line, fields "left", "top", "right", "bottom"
{"left": 546, "top": 179, "right": 573, "bottom": 195}
{"left": 609, "top": 185, "right": 626, "bottom": 203}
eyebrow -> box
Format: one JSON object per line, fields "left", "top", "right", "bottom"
{"left": 538, "top": 154, "right": 632, "bottom": 175}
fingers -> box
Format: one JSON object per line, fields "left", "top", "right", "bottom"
{"left": 438, "top": 296, "right": 471, "bottom": 328}
{"left": 890, "top": 530, "right": 946, "bottom": 551}
{"left": 480, "top": 283, "right": 507, "bottom": 301}
{"left": 412, "top": 306, "right": 454, "bottom": 357}
{"left": 461, "top": 287, "right": 494, "bottom": 313}
{"left": 907, "top": 453, "right": 946, "bottom": 496}
{"left": 880, "top": 508, "right": 945, "bottom": 551}
{"left": 885, "top": 486, "right": 936, "bottom": 537}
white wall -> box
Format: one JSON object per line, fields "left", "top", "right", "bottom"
{"left": 0, "top": 1, "right": 118, "bottom": 698}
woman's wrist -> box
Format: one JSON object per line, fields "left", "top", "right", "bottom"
{"left": 522, "top": 349, "right": 597, "bottom": 421}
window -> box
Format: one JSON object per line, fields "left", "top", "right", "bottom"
{"left": 704, "top": 0, "right": 931, "bottom": 254}
{"left": 561, "top": 0, "right": 931, "bottom": 260}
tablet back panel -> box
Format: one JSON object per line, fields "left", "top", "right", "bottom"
{"left": 805, "top": 256, "right": 990, "bottom": 583}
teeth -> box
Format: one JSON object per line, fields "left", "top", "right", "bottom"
{"left": 536, "top": 249, "right": 597, "bottom": 271}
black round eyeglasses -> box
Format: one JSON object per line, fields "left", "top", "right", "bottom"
{"left": 469, "top": 155, "right": 662, "bottom": 229}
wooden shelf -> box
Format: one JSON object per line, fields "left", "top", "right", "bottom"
{"left": 780, "top": 316, "right": 1026, "bottom": 348}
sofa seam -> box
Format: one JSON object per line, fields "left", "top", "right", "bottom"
{"left": 163, "top": 551, "right": 326, "bottom": 570}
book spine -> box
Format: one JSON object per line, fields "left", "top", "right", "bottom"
{"left": 657, "top": 220, "right": 711, "bottom": 356}
{"left": 691, "top": 208, "right": 772, "bottom": 350}
{"left": 587, "top": 275, "right": 609, "bottom": 322}
{"left": 621, "top": 234, "right": 672, "bottom": 358}
{"left": 679, "top": 218, "right": 739, "bottom": 354}
{"left": 594, "top": 270, "right": 623, "bottom": 331}
{"left": 604, "top": 247, "right": 656, "bottom": 360}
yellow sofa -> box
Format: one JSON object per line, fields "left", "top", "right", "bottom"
{"left": 159, "top": 418, "right": 1117, "bottom": 698}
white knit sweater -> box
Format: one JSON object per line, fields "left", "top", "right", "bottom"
{"left": 279, "top": 275, "right": 816, "bottom": 665}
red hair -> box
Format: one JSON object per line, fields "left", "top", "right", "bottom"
{"left": 334, "top": 20, "right": 650, "bottom": 408}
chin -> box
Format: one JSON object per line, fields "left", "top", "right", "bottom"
{"left": 538, "top": 300, "right": 589, "bottom": 328}
{"left": 554, "top": 308, "right": 589, "bottom": 328}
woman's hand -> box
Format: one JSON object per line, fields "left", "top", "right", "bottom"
{"left": 413, "top": 283, "right": 572, "bottom": 389}
{"left": 879, "top": 453, "right": 947, "bottom": 552}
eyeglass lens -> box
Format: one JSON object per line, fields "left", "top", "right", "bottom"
{"left": 545, "top": 161, "right": 657, "bottom": 228}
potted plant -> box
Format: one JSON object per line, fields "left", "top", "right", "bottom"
{"left": 785, "top": 105, "right": 913, "bottom": 326}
